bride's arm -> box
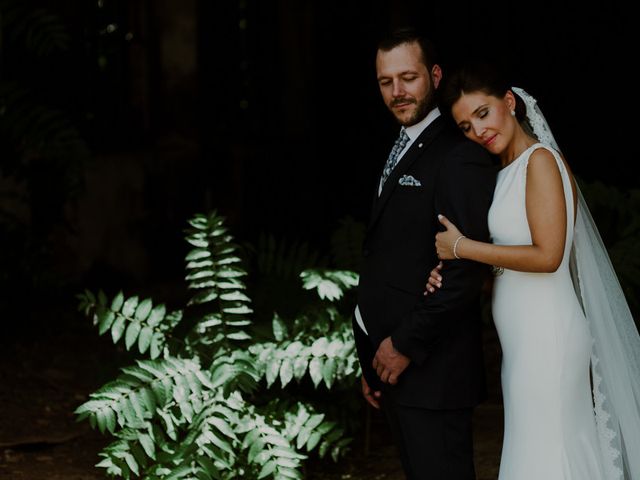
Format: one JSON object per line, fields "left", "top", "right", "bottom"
{"left": 436, "top": 149, "right": 567, "bottom": 273}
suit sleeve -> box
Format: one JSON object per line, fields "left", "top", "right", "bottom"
{"left": 390, "top": 142, "right": 496, "bottom": 365}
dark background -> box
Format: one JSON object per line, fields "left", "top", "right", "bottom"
{"left": 0, "top": 2, "right": 637, "bottom": 478}
{"left": 1, "top": 0, "right": 637, "bottom": 321}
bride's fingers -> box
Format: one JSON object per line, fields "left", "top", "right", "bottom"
{"left": 437, "top": 214, "right": 451, "bottom": 229}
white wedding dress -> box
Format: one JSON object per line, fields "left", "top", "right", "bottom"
{"left": 489, "top": 143, "right": 606, "bottom": 479}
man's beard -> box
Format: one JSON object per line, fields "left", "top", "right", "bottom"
{"left": 393, "top": 88, "right": 436, "bottom": 127}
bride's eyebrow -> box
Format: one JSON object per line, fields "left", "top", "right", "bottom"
{"left": 456, "top": 104, "right": 489, "bottom": 127}
{"left": 472, "top": 104, "right": 489, "bottom": 115}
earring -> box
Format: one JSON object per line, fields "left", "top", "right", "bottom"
{"left": 510, "top": 110, "right": 516, "bottom": 117}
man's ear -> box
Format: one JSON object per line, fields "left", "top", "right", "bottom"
{"left": 432, "top": 64, "right": 443, "bottom": 89}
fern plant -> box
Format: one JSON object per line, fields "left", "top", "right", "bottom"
{"left": 75, "top": 210, "right": 361, "bottom": 479}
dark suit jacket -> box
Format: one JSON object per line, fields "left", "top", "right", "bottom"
{"left": 355, "top": 115, "right": 497, "bottom": 409}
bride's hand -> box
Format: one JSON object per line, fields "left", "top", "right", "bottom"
{"left": 423, "top": 261, "right": 443, "bottom": 296}
{"left": 435, "top": 214, "right": 465, "bottom": 260}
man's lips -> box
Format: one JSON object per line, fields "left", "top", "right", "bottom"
{"left": 392, "top": 101, "right": 414, "bottom": 110}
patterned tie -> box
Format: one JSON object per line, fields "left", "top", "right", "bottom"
{"left": 380, "top": 128, "right": 409, "bottom": 190}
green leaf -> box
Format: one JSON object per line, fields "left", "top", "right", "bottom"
{"left": 219, "top": 291, "right": 250, "bottom": 302}
{"left": 165, "top": 464, "right": 192, "bottom": 480}
{"left": 296, "top": 427, "right": 311, "bottom": 450}
{"left": 104, "top": 408, "right": 116, "bottom": 434}
{"left": 247, "top": 437, "right": 265, "bottom": 464}
{"left": 263, "top": 434, "right": 290, "bottom": 448}
{"left": 186, "top": 248, "right": 211, "bottom": 261}
{"left": 111, "top": 291, "right": 125, "bottom": 311}
{"left": 98, "top": 310, "right": 116, "bottom": 335}
{"left": 196, "top": 456, "right": 221, "bottom": 479}
{"left": 151, "top": 380, "right": 167, "bottom": 406}
{"left": 266, "top": 357, "right": 281, "bottom": 387}
{"left": 257, "top": 460, "right": 276, "bottom": 479}
{"left": 111, "top": 315, "right": 127, "bottom": 343}
{"left": 284, "top": 341, "right": 303, "bottom": 358}
{"left": 275, "top": 456, "right": 300, "bottom": 468}
{"left": 98, "top": 290, "right": 108, "bottom": 307}
{"left": 311, "top": 338, "right": 329, "bottom": 357}
{"left": 138, "top": 433, "right": 156, "bottom": 459}
{"left": 150, "top": 333, "right": 164, "bottom": 359}
{"left": 203, "top": 429, "right": 233, "bottom": 455}
{"left": 138, "top": 326, "right": 154, "bottom": 354}
{"left": 96, "top": 408, "right": 107, "bottom": 434}
{"left": 125, "top": 321, "right": 142, "bottom": 350}
{"left": 139, "top": 387, "right": 157, "bottom": 413}
{"left": 135, "top": 298, "right": 153, "bottom": 321}
{"left": 128, "top": 392, "right": 146, "bottom": 419}
{"left": 271, "top": 447, "right": 305, "bottom": 460}
{"left": 322, "top": 358, "right": 337, "bottom": 388}
{"left": 147, "top": 304, "right": 166, "bottom": 327}
{"left": 279, "top": 358, "right": 294, "bottom": 387}
{"left": 293, "top": 356, "right": 308, "bottom": 381}
{"left": 223, "top": 305, "right": 253, "bottom": 315}
{"left": 207, "top": 416, "right": 237, "bottom": 440}
{"left": 272, "top": 314, "right": 288, "bottom": 341}
{"left": 85, "top": 289, "right": 96, "bottom": 304}
{"left": 226, "top": 331, "right": 251, "bottom": 341}
{"left": 306, "top": 431, "right": 322, "bottom": 451}
{"left": 121, "top": 296, "right": 139, "bottom": 317}
{"left": 123, "top": 452, "right": 139, "bottom": 476}
{"left": 316, "top": 420, "right": 337, "bottom": 435}
{"left": 319, "top": 439, "right": 329, "bottom": 458}
{"left": 305, "top": 413, "right": 325, "bottom": 431}
{"left": 309, "top": 357, "right": 323, "bottom": 387}
{"left": 326, "top": 339, "right": 344, "bottom": 358}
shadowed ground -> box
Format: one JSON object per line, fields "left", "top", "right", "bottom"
{"left": 0, "top": 315, "right": 502, "bottom": 480}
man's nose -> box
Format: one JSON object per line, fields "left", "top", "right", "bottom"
{"left": 392, "top": 80, "right": 405, "bottom": 97}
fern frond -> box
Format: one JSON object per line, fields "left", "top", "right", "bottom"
{"left": 251, "top": 319, "right": 359, "bottom": 389}
{"left": 209, "top": 350, "right": 261, "bottom": 396}
{"left": 77, "top": 289, "right": 181, "bottom": 359}
{"left": 0, "top": 82, "right": 89, "bottom": 162}
{"left": 239, "top": 413, "right": 305, "bottom": 480}
{"left": 300, "top": 269, "right": 359, "bottom": 301}
{"left": 183, "top": 211, "right": 254, "bottom": 350}
{"left": 75, "top": 358, "right": 215, "bottom": 433}
{"left": 2, "top": 4, "right": 71, "bottom": 56}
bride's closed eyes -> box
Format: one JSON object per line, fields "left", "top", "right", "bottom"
{"left": 458, "top": 107, "right": 489, "bottom": 133}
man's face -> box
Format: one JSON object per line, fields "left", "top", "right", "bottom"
{"left": 375, "top": 41, "right": 441, "bottom": 126}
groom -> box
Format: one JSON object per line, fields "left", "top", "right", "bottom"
{"left": 353, "top": 28, "right": 496, "bottom": 479}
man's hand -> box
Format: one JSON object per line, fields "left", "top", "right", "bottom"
{"left": 361, "top": 375, "right": 381, "bottom": 409}
{"left": 373, "top": 336, "right": 410, "bottom": 385}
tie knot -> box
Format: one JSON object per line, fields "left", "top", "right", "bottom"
{"left": 397, "top": 128, "right": 409, "bottom": 146}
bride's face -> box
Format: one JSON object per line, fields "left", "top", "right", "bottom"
{"left": 451, "top": 91, "right": 516, "bottom": 154}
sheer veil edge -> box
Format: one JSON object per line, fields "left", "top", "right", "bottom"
{"left": 513, "top": 87, "right": 640, "bottom": 480}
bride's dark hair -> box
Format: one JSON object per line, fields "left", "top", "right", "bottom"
{"left": 439, "top": 61, "right": 527, "bottom": 122}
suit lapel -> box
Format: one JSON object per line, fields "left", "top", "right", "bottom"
{"left": 367, "top": 116, "right": 446, "bottom": 234}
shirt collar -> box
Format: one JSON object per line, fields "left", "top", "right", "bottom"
{"left": 404, "top": 107, "right": 441, "bottom": 141}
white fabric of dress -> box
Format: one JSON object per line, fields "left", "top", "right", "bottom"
{"left": 489, "top": 143, "right": 606, "bottom": 479}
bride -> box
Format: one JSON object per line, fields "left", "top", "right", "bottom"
{"left": 426, "top": 62, "right": 640, "bottom": 479}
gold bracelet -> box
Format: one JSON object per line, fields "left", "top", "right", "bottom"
{"left": 453, "top": 235, "right": 466, "bottom": 259}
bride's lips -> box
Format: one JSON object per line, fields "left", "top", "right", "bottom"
{"left": 483, "top": 134, "right": 497, "bottom": 146}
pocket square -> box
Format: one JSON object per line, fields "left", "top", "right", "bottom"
{"left": 398, "top": 174, "right": 422, "bottom": 187}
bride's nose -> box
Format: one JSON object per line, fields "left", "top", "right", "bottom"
{"left": 472, "top": 123, "right": 485, "bottom": 138}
